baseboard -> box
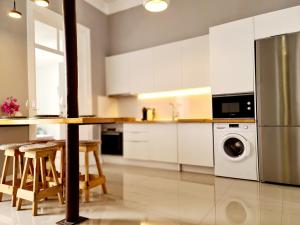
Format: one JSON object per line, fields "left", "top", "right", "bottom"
{"left": 102, "top": 155, "right": 215, "bottom": 175}
{"left": 102, "top": 155, "right": 180, "bottom": 171}
{"left": 181, "top": 164, "right": 214, "bottom": 175}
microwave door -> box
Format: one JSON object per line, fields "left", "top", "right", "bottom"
{"left": 213, "top": 94, "right": 255, "bottom": 119}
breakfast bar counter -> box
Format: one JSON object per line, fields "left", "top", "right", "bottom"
{"left": 0, "top": 117, "right": 136, "bottom": 126}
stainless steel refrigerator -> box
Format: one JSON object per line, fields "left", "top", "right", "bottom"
{"left": 256, "top": 31, "right": 300, "bottom": 186}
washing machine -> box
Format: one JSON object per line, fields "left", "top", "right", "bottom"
{"left": 214, "top": 123, "right": 258, "bottom": 181}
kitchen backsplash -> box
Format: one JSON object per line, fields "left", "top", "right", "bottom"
{"left": 97, "top": 94, "right": 212, "bottom": 120}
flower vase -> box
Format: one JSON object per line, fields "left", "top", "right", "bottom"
{"left": 8, "top": 113, "right": 15, "bottom": 118}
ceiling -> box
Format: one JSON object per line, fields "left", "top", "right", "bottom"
{"left": 84, "top": 0, "right": 143, "bottom": 15}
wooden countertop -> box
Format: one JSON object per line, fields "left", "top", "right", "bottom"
{"left": 0, "top": 117, "right": 256, "bottom": 126}
{"left": 125, "top": 118, "right": 256, "bottom": 124}
{"left": 178, "top": 118, "right": 256, "bottom": 123}
{"left": 0, "top": 117, "right": 136, "bottom": 126}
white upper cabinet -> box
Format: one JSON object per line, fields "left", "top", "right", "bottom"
{"left": 178, "top": 123, "right": 213, "bottom": 167}
{"left": 181, "top": 35, "right": 210, "bottom": 88}
{"left": 129, "top": 48, "right": 155, "bottom": 94}
{"left": 210, "top": 18, "right": 255, "bottom": 95}
{"left": 254, "top": 6, "right": 300, "bottom": 40}
{"left": 105, "top": 54, "right": 131, "bottom": 95}
{"left": 153, "top": 42, "right": 182, "bottom": 91}
{"left": 105, "top": 35, "right": 210, "bottom": 95}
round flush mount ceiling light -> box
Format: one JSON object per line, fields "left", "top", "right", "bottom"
{"left": 8, "top": 0, "right": 22, "bottom": 19}
{"left": 143, "top": 0, "right": 170, "bottom": 13}
{"left": 33, "top": 0, "right": 50, "bottom": 7}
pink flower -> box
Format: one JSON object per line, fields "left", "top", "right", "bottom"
{"left": 1, "top": 96, "right": 20, "bottom": 116}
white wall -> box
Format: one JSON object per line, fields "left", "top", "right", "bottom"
{"left": 98, "top": 94, "right": 213, "bottom": 120}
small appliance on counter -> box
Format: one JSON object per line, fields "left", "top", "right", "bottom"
{"left": 142, "top": 107, "right": 156, "bottom": 121}
{"left": 101, "top": 124, "right": 123, "bottom": 156}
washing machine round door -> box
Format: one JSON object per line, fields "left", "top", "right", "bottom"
{"left": 221, "top": 134, "right": 250, "bottom": 162}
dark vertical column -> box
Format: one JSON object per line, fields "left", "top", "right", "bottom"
{"left": 57, "top": 1, "right": 82, "bottom": 224}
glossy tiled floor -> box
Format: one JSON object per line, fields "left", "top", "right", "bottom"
{"left": 1, "top": 164, "right": 300, "bottom": 225}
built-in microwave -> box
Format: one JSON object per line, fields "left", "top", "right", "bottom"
{"left": 213, "top": 93, "right": 255, "bottom": 119}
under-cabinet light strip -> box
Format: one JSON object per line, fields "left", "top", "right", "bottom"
{"left": 138, "top": 87, "right": 211, "bottom": 100}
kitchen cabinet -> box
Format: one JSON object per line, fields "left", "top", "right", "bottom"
{"left": 254, "top": 6, "right": 300, "bottom": 40}
{"left": 105, "top": 54, "right": 131, "bottom": 96}
{"left": 106, "top": 35, "right": 210, "bottom": 95}
{"left": 178, "top": 123, "right": 213, "bottom": 167}
{"left": 153, "top": 42, "right": 182, "bottom": 91}
{"left": 129, "top": 48, "right": 155, "bottom": 94}
{"left": 181, "top": 35, "right": 210, "bottom": 88}
{"left": 123, "top": 123, "right": 178, "bottom": 163}
{"left": 210, "top": 17, "right": 255, "bottom": 95}
{"left": 148, "top": 124, "right": 178, "bottom": 163}
{"left": 123, "top": 124, "right": 149, "bottom": 160}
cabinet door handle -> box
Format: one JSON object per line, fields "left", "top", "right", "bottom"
{"left": 126, "top": 131, "right": 146, "bottom": 134}
{"left": 128, "top": 140, "right": 147, "bottom": 143}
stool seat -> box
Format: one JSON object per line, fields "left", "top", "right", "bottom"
{"left": 48, "top": 140, "right": 65, "bottom": 148}
{"left": 80, "top": 140, "right": 101, "bottom": 146}
{"left": 19, "top": 143, "right": 57, "bottom": 152}
{"left": 29, "top": 138, "right": 54, "bottom": 144}
{"left": 0, "top": 143, "right": 30, "bottom": 151}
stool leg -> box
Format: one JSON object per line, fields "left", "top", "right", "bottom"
{"left": 18, "top": 154, "right": 23, "bottom": 179}
{"left": 0, "top": 156, "right": 10, "bottom": 202}
{"left": 93, "top": 151, "right": 107, "bottom": 194}
{"left": 40, "top": 158, "right": 47, "bottom": 199}
{"left": 17, "top": 158, "right": 30, "bottom": 211}
{"left": 29, "top": 160, "right": 34, "bottom": 177}
{"left": 33, "top": 158, "right": 40, "bottom": 216}
{"left": 60, "top": 147, "right": 66, "bottom": 183}
{"left": 84, "top": 151, "right": 90, "bottom": 202}
{"left": 11, "top": 155, "right": 19, "bottom": 207}
{"left": 49, "top": 154, "right": 64, "bottom": 204}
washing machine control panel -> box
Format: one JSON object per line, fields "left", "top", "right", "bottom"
{"left": 215, "top": 123, "right": 256, "bottom": 131}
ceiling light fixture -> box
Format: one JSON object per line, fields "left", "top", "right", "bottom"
{"left": 33, "top": 0, "right": 50, "bottom": 7}
{"left": 143, "top": 0, "right": 170, "bottom": 13}
{"left": 8, "top": 0, "right": 22, "bottom": 19}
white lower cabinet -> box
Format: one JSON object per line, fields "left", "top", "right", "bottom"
{"left": 148, "top": 124, "right": 178, "bottom": 163}
{"left": 124, "top": 123, "right": 213, "bottom": 167}
{"left": 124, "top": 141, "right": 149, "bottom": 160}
{"left": 123, "top": 124, "right": 149, "bottom": 160}
{"left": 123, "top": 124, "right": 178, "bottom": 163}
{"left": 178, "top": 123, "right": 214, "bottom": 167}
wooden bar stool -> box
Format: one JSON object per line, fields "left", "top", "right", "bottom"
{"left": 0, "top": 143, "right": 29, "bottom": 207}
{"left": 29, "top": 138, "right": 54, "bottom": 144}
{"left": 79, "top": 140, "right": 107, "bottom": 202}
{"left": 31, "top": 139, "right": 65, "bottom": 183}
{"left": 16, "top": 143, "right": 64, "bottom": 216}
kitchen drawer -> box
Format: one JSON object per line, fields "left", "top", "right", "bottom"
{"left": 124, "top": 131, "right": 149, "bottom": 142}
{"left": 124, "top": 124, "right": 148, "bottom": 133}
{"left": 124, "top": 140, "right": 149, "bottom": 161}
